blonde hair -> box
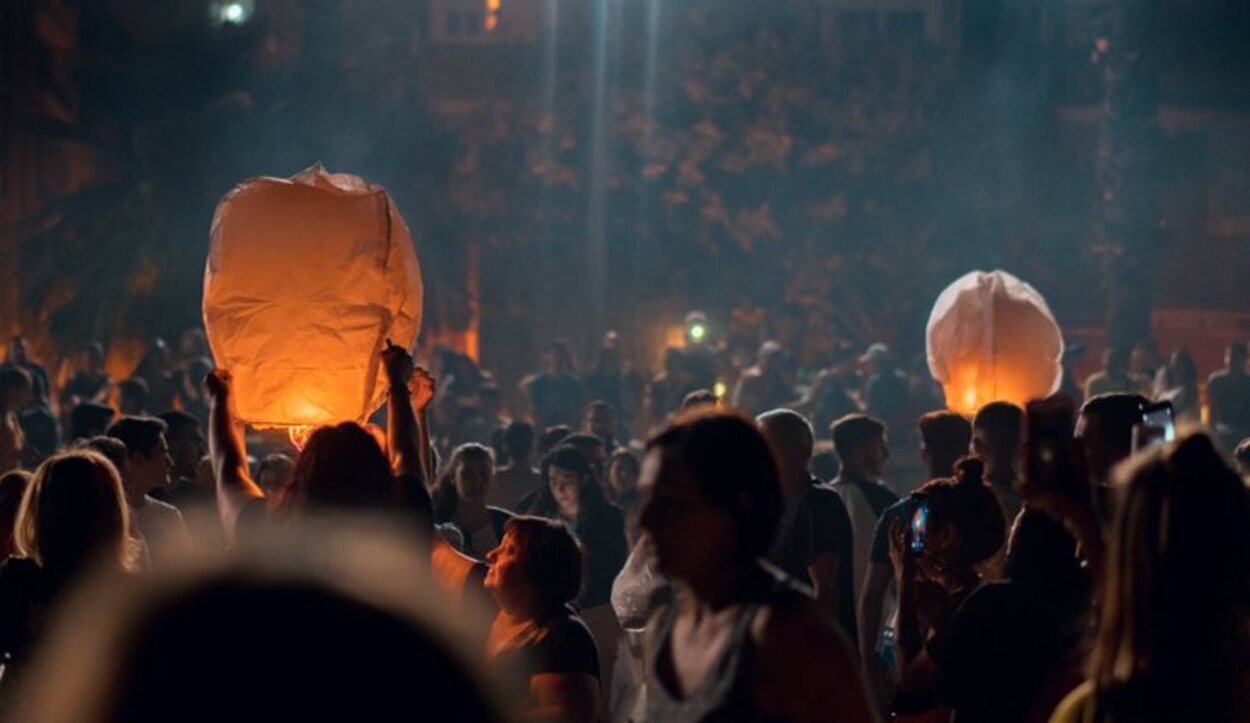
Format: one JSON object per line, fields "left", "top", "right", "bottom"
{"left": 15, "top": 449, "right": 135, "bottom": 573}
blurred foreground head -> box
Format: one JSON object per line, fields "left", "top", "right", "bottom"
{"left": 11, "top": 519, "right": 506, "bottom": 723}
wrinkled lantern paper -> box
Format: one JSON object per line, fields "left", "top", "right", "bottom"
{"left": 203, "top": 165, "right": 423, "bottom": 447}
{"left": 926, "top": 270, "right": 1064, "bottom": 414}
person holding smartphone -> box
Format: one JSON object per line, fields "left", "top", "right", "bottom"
{"left": 888, "top": 458, "right": 1006, "bottom": 717}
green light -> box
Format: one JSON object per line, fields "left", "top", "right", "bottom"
{"left": 689, "top": 323, "right": 706, "bottom": 341}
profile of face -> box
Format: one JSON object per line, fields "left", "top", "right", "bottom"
{"left": 548, "top": 466, "right": 581, "bottom": 519}
{"left": 638, "top": 449, "right": 738, "bottom": 579}
{"left": 914, "top": 518, "right": 962, "bottom": 586}
{"left": 454, "top": 456, "right": 493, "bottom": 504}
{"left": 860, "top": 432, "right": 890, "bottom": 478}
{"left": 483, "top": 529, "right": 534, "bottom": 611}
{"left": 132, "top": 435, "right": 173, "bottom": 492}
{"left": 169, "top": 430, "right": 205, "bottom": 474}
{"left": 607, "top": 457, "right": 639, "bottom": 495}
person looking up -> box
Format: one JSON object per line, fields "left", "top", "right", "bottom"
{"left": 206, "top": 341, "right": 436, "bottom": 541}
{"left": 640, "top": 410, "right": 876, "bottom": 723}
{"left": 485, "top": 517, "right": 601, "bottom": 722}
{"left": 758, "top": 409, "right": 857, "bottom": 647}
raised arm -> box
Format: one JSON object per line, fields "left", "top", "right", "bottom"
{"left": 205, "top": 369, "right": 264, "bottom": 540}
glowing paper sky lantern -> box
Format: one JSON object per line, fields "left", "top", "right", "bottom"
{"left": 203, "top": 165, "right": 423, "bottom": 444}
{"left": 926, "top": 270, "right": 1064, "bottom": 414}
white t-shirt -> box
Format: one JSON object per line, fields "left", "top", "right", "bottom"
{"left": 132, "top": 495, "right": 192, "bottom": 569}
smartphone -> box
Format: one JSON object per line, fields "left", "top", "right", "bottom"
{"left": 1133, "top": 400, "right": 1175, "bottom": 452}
{"left": 910, "top": 502, "right": 929, "bottom": 553}
{"left": 1025, "top": 396, "right": 1077, "bottom": 493}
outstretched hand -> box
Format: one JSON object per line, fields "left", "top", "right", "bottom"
{"left": 205, "top": 368, "right": 233, "bottom": 403}
{"left": 382, "top": 339, "right": 415, "bottom": 389}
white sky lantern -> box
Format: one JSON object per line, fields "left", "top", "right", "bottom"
{"left": 926, "top": 270, "right": 1064, "bottom": 414}
{"left": 203, "top": 165, "right": 423, "bottom": 445}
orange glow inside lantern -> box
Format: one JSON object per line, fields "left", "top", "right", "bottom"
{"left": 203, "top": 165, "right": 423, "bottom": 437}
{"left": 926, "top": 271, "right": 1064, "bottom": 415}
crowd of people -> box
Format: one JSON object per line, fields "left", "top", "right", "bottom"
{"left": 0, "top": 325, "right": 1247, "bottom": 723}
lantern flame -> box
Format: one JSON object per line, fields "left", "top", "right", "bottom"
{"left": 288, "top": 425, "right": 316, "bottom": 451}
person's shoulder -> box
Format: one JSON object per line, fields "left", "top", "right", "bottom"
{"left": 143, "top": 496, "right": 186, "bottom": 519}
{"left": 752, "top": 585, "right": 852, "bottom": 664}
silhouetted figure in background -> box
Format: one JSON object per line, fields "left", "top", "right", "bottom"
{"left": 972, "top": 402, "right": 1024, "bottom": 523}
{"left": 830, "top": 414, "right": 898, "bottom": 609}
{"left": 1083, "top": 346, "right": 1148, "bottom": 400}
{"left": 68, "top": 402, "right": 115, "bottom": 443}
{"left": 133, "top": 338, "right": 176, "bottom": 414}
{"left": 118, "top": 378, "right": 150, "bottom": 417}
{"left": 759, "top": 409, "right": 857, "bottom": 649}
{"left": 732, "top": 341, "right": 797, "bottom": 417}
{"left": 61, "top": 342, "right": 110, "bottom": 409}
{"left": 490, "top": 422, "right": 541, "bottom": 512}
{"left": 1154, "top": 348, "right": 1200, "bottom": 423}
{"left": 1208, "top": 341, "right": 1250, "bottom": 449}
{"left": 521, "top": 341, "right": 585, "bottom": 430}
{"left": 2, "top": 337, "right": 51, "bottom": 408}
{"left": 0, "top": 368, "right": 33, "bottom": 473}
{"left": 583, "top": 400, "right": 619, "bottom": 454}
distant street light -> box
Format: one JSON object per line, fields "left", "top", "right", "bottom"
{"left": 212, "top": 0, "right": 253, "bottom": 27}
